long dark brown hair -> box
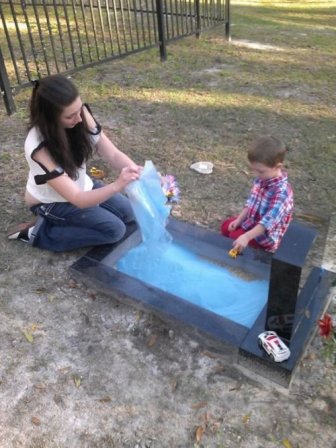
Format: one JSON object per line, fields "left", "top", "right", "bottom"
{"left": 29, "top": 74, "right": 93, "bottom": 179}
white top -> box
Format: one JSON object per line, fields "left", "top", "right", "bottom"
{"left": 25, "top": 126, "right": 94, "bottom": 204}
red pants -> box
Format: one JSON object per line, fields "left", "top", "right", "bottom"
{"left": 220, "top": 217, "right": 262, "bottom": 250}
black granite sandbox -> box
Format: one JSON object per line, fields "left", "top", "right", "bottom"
{"left": 70, "top": 218, "right": 335, "bottom": 387}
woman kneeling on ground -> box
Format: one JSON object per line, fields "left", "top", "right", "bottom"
{"left": 7, "top": 74, "right": 141, "bottom": 252}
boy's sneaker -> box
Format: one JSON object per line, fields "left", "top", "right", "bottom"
{"left": 7, "top": 219, "right": 37, "bottom": 242}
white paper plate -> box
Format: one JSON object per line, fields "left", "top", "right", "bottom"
{"left": 190, "top": 161, "right": 214, "bottom": 174}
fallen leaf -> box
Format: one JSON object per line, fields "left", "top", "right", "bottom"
{"left": 47, "top": 294, "right": 55, "bottom": 303}
{"left": 242, "top": 413, "right": 251, "bottom": 424}
{"left": 34, "top": 383, "right": 46, "bottom": 390}
{"left": 210, "top": 419, "right": 222, "bottom": 430}
{"left": 282, "top": 439, "right": 293, "bottom": 448}
{"left": 229, "top": 383, "right": 242, "bottom": 392}
{"left": 303, "top": 352, "right": 316, "bottom": 361}
{"left": 31, "top": 416, "right": 41, "bottom": 426}
{"left": 171, "top": 378, "right": 178, "bottom": 392}
{"left": 195, "top": 425, "right": 204, "bottom": 443}
{"left": 147, "top": 334, "right": 157, "bottom": 347}
{"left": 68, "top": 279, "right": 77, "bottom": 288}
{"left": 191, "top": 401, "right": 208, "bottom": 410}
{"left": 22, "top": 330, "right": 34, "bottom": 343}
{"left": 202, "top": 351, "right": 218, "bottom": 359}
{"left": 53, "top": 394, "right": 66, "bottom": 408}
{"left": 98, "top": 396, "right": 112, "bottom": 403}
{"left": 73, "top": 376, "right": 81, "bottom": 388}
{"left": 211, "top": 365, "right": 226, "bottom": 374}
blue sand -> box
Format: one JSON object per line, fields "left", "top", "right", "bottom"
{"left": 116, "top": 242, "right": 268, "bottom": 328}
{"left": 119, "top": 161, "right": 268, "bottom": 328}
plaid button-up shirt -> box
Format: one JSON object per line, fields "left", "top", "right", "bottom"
{"left": 242, "top": 171, "right": 294, "bottom": 252}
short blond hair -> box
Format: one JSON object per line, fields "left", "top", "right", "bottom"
{"left": 248, "top": 136, "right": 287, "bottom": 167}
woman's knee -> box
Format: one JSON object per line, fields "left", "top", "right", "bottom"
{"left": 99, "top": 193, "right": 135, "bottom": 224}
{"left": 97, "top": 218, "right": 127, "bottom": 243}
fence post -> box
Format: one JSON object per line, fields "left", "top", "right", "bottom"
{"left": 0, "top": 47, "right": 16, "bottom": 115}
{"left": 225, "top": 0, "right": 231, "bottom": 41}
{"left": 195, "top": 0, "right": 201, "bottom": 39}
{"left": 156, "top": 0, "right": 167, "bottom": 61}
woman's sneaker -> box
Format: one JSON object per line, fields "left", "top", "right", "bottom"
{"left": 7, "top": 219, "right": 37, "bottom": 242}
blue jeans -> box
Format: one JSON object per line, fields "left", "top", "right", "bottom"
{"left": 30, "top": 181, "right": 134, "bottom": 252}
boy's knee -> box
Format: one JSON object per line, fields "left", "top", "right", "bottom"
{"left": 221, "top": 218, "right": 232, "bottom": 236}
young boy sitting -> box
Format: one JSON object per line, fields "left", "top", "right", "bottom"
{"left": 221, "top": 135, "right": 294, "bottom": 253}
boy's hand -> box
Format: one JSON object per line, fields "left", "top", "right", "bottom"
{"left": 233, "top": 234, "right": 250, "bottom": 252}
{"left": 228, "top": 219, "right": 240, "bottom": 232}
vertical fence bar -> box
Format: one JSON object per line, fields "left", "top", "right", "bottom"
{"left": 188, "top": 0, "right": 194, "bottom": 34}
{"left": 180, "top": 0, "right": 185, "bottom": 35}
{"left": 13, "top": 0, "right": 37, "bottom": 80}
{"left": 131, "top": 0, "right": 141, "bottom": 48}
{"left": 88, "top": 0, "right": 101, "bottom": 58}
{"left": 184, "top": 0, "right": 189, "bottom": 34}
{"left": 174, "top": 0, "right": 180, "bottom": 37}
{"left": 32, "top": 1, "right": 51, "bottom": 75}
{"left": 225, "top": 0, "right": 230, "bottom": 41}
{"left": 138, "top": 0, "right": 146, "bottom": 46}
{"left": 125, "top": 0, "right": 135, "bottom": 50}
{"left": 105, "top": 0, "right": 116, "bottom": 55}
{"left": 163, "top": 0, "right": 169, "bottom": 39}
{"left": 195, "top": 0, "right": 200, "bottom": 38}
{"left": 0, "top": 47, "right": 16, "bottom": 115}
{"left": 155, "top": 0, "right": 166, "bottom": 61}
{"left": 168, "top": 0, "right": 175, "bottom": 38}
{"left": 53, "top": 0, "right": 69, "bottom": 70}
{"left": 143, "top": 0, "right": 151, "bottom": 45}
{"left": 119, "top": 0, "right": 129, "bottom": 52}
{"left": 96, "top": 0, "right": 108, "bottom": 57}
{"left": 111, "top": 0, "right": 122, "bottom": 54}
{"left": 62, "top": 0, "right": 77, "bottom": 67}
{"left": 80, "top": 0, "right": 94, "bottom": 61}
{"left": 150, "top": 0, "right": 157, "bottom": 42}
{"left": 43, "top": 2, "right": 61, "bottom": 72}
{"left": 0, "top": 4, "right": 21, "bottom": 84}
{"left": 71, "top": 1, "right": 86, "bottom": 64}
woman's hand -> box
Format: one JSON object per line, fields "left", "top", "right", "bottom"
{"left": 114, "top": 166, "right": 140, "bottom": 191}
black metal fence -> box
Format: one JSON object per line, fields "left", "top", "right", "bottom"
{"left": 0, "top": 0, "right": 230, "bottom": 114}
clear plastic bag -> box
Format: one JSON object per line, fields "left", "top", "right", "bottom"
{"left": 125, "top": 161, "right": 172, "bottom": 250}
